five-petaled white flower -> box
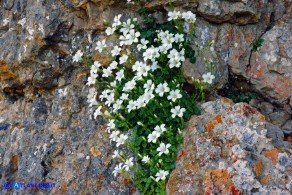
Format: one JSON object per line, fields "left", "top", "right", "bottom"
{"left": 148, "top": 131, "right": 161, "bottom": 143}
{"left": 112, "top": 163, "right": 123, "bottom": 177}
{"left": 91, "top": 61, "right": 101, "bottom": 73}
{"left": 168, "top": 11, "right": 181, "bottom": 21}
{"left": 111, "top": 46, "right": 121, "bottom": 57}
{"left": 116, "top": 134, "right": 128, "bottom": 147}
{"left": 102, "top": 67, "right": 112, "bottom": 78}
{"left": 182, "top": 11, "right": 196, "bottom": 23}
{"left": 110, "top": 130, "right": 120, "bottom": 142}
{"left": 112, "top": 150, "right": 121, "bottom": 159}
{"left": 157, "top": 143, "right": 171, "bottom": 156}
{"left": 119, "top": 54, "right": 128, "bottom": 64}
{"left": 155, "top": 82, "right": 170, "bottom": 97}
{"left": 93, "top": 106, "right": 103, "bottom": 119}
{"left": 202, "top": 72, "right": 215, "bottom": 84}
{"left": 105, "top": 26, "right": 116, "bottom": 36}
{"left": 142, "top": 155, "right": 150, "bottom": 163}
{"left": 155, "top": 170, "right": 169, "bottom": 182}
{"left": 167, "top": 89, "right": 182, "bottom": 102}
{"left": 72, "top": 50, "right": 83, "bottom": 62}
{"left": 154, "top": 124, "right": 166, "bottom": 134}
{"left": 123, "top": 157, "right": 134, "bottom": 171}
{"left": 137, "top": 38, "right": 149, "bottom": 51}
{"left": 95, "top": 40, "right": 107, "bottom": 52}
{"left": 127, "top": 100, "right": 136, "bottom": 112}
{"left": 116, "top": 69, "right": 125, "bottom": 82}
{"left": 171, "top": 106, "right": 186, "bottom": 118}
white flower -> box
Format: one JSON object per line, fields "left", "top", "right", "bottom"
{"left": 154, "top": 124, "right": 166, "bottom": 134}
{"left": 110, "top": 130, "right": 120, "bottom": 142}
{"left": 116, "top": 134, "right": 128, "bottom": 147}
{"left": 109, "top": 61, "right": 118, "bottom": 70}
{"left": 142, "top": 91, "right": 154, "bottom": 104}
{"left": 182, "top": 11, "right": 196, "bottom": 23}
{"left": 137, "top": 38, "right": 149, "bottom": 51}
{"left": 95, "top": 39, "right": 106, "bottom": 52}
{"left": 167, "top": 89, "right": 182, "bottom": 102}
{"left": 113, "top": 100, "right": 123, "bottom": 112}
{"left": 72, "top": 50, "right": 83, "bottom": 62}
{"left": 112, "top": 14, "right": 122, "bottom": 27}
{"left": 143, "top": 46, "right": 160, "bottom": 62}
{"left": 168, "top": 11, "right": 181, "bottom": 21}
{"left": 174, "top": 34, "right": 184, "bottom": 43}
{"left": 143, "top": 80, "right": 154, "bottom": 91}
{"left": 155, "top": 170, "right": 169, "bottom": 182}
{"left": 137, "top": 64, "right": 150, "bottom": 77}
{"left": 171, "top": 106, "right": 186, "bottom": 118}
{"left": 105, "top": 26, "right": 116, "bottom": 36}
{"left": 102, "top": 67, "right": 112, "bottom": 77}
{"left": 91, "top": 61, "right": 101, "bottom": 73}
{"left": 113, "top": 163, "right": 123, "bottom": 177}
{"left": 132, "top": 61, "right": 145, "bottom": 72}
{"left": 119, "top": 54, "right": 128, "bottom": 64}
{"left": 86, "top": 75, "right": 97, "bottom": 86}
{"left": 127, "top": 100, "right": 136, "bottom": 112}
{"left": 123, "top": 79, "right": 136, "bottom": 92}
{"left": 123, "top": 157, "right": 134, "bottom": 171}
{"left": 148, "top": 131, "right": 161, "bottom": 143}
{"left": 93, "top": 106, "right": 103, "bottom": 119}
{"left": 120, "top": 93, "right": 129, "bottom": 101}
{"left": 142, "top": 156, "right": 150, "bottom": 163}
{"left": 110, "top": 81, "right": 117, "bottom": 88}
{"left": 116, "top": 69, "right": 125, "bottom": 82}
{"left": 155, "top": 82, "right": 170, "bottom": 97}
{"left": 120, "top": 19, "right": 134, "bottom": 35}
{"left": 151, "top": 61, "right": 159, "bottom": 71}
{"left": 112, "top": 150, "right": 121, "bottom": 159}
{"left": 111, "top": 46, "right": 121, "bottom": 57}
{"left": 107, "top": 119, "right": 115, "bottom": 129}
{"left": 157, "top": 143, "right": 171, "bottom": 156}
{"left": 202, "top": 72, "right": 215, "bottom": 84}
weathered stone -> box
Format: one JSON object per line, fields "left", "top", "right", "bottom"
{"left": 250, "top": 10, "right": 292, "bottom": 104}
{"left": 269, "top": 111, "right": 291, "bottom": 127}
{"left": 260, "top": 101, "right": 274, "bottom": 114}
{"left": 167, "top": 99, "right": 291, "bottom": 194}
{"left": 282, "top": 120, "right": 292, "bottom": 134}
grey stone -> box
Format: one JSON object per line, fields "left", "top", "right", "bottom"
{"left": 282, "top": 120, "right": 292, "bottom": 134}
{"left": 260, "top": 101, "right": 274, "bottom": 115}
{"left": 0, "top": 123, "right": 10, "bottom": 131}
{"left": 269, "top": 111, "right": 290, "bottom": 127}
{"left": 265, "top": 123, "right": 285, "bottom": 148}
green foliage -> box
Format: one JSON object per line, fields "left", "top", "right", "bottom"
{"left": 252, "top": 37, "right": 264, "bottom": 51}
{"left": 230, "top": 91, "right": 256, "bottom": 103}
{"left": 81, "top": 4, "right": 212, "bottom": 195}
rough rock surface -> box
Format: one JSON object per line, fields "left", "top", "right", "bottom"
{"left": 0, "top": 0, "right": 291, "bottom": 194}
{"left": 167, "top": 99, "right": 291, "bottom": 194}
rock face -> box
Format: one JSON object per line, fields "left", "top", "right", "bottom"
{"left": 167, "top": 99, "right": 291, "bottom": 194}
{"left": 0, "top": 0, "right": 291, "bottom": 194}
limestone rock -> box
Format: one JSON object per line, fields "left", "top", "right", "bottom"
{"left": 250, "top": 10, "right": 292, "bottom": 104}
{"left": 167, "top": 99, "right": 291, "bottom": 194}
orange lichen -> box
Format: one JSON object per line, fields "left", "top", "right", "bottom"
{"left": 90, "top": 146, "right": 102, "bottom": 157}
{"left": 264, "top": 148, "right": 280, "bottom": 165}
{"left": 76, "top": 72, "right": 88, "bottom": 80}
{"left": 212, "top": 114, "right": 223, "bottom": 124}
{"left": 221, "top": 98, "right": 235, "bottom": 105}
{"left": 206, "top": 124, "right": 214, "bottom": 131}
{"left": 205, "top": 169, "right": 235, "bottom": 194}
{"left": 253, "top": 160, "right": 263, "bottom": 176}
{"left": 261, "top": 175, "right": 273, "bottom": 184}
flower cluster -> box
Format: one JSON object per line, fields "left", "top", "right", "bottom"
{"left": 76, "top": 8, "right": 215, "bottom": 194}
